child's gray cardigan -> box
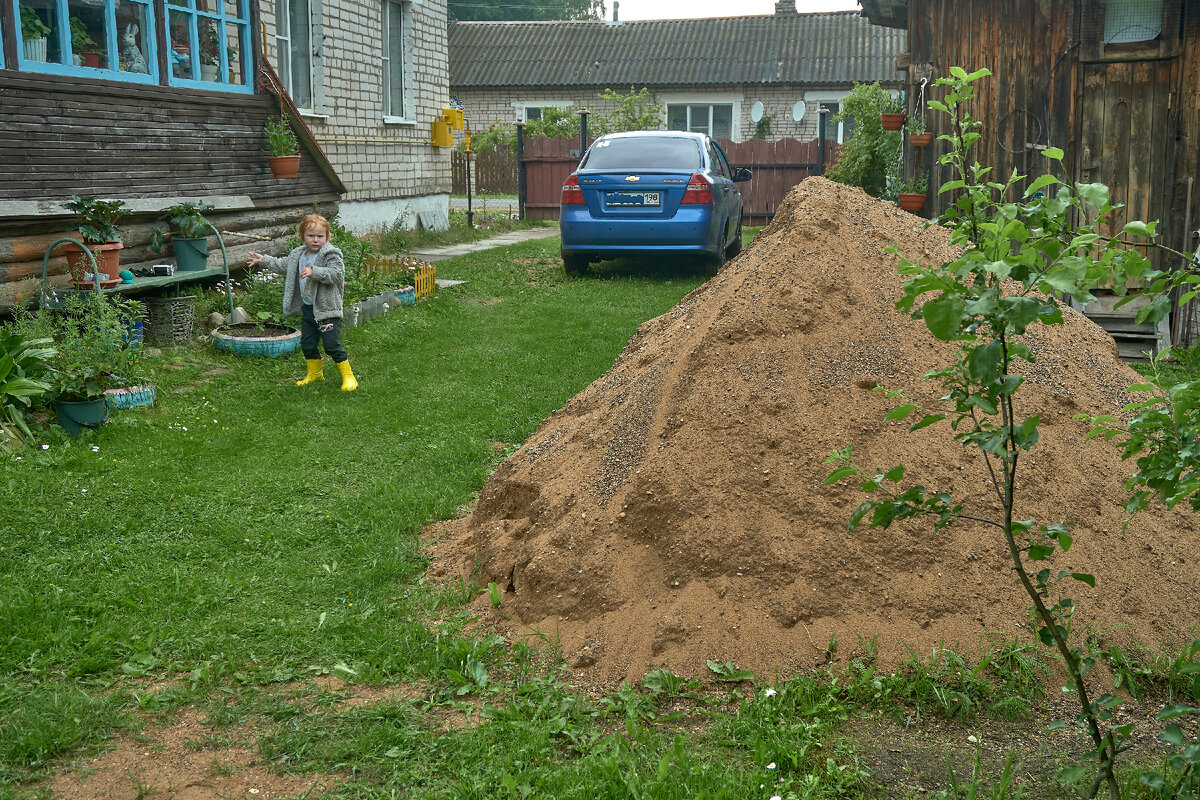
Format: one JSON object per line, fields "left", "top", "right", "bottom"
{"left": 259, "top": 242, "right": 345, "bottom": 321}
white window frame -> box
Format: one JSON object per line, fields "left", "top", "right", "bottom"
{"left": 660, "top": 94, "right": 741, "bottom": 142}
{"left": 511, "top": 100, "right": 571, "bottom": 124}
{"left": 382, "top": 0, "right": 414, "bottom": 123}
{"left": 275, "top": 0, "right": 314, "bottom": 110}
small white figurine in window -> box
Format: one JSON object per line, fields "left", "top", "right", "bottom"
{"left": 122, "top": 24, "right": 149, "bottom": 73}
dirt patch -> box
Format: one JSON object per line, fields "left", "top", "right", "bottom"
{"left": 428, "top": 176, "right": 1200, "bottom": 692}
{"left": 853, "top": 690, "right": 1198, "bottom": 798}
{"left": 45, "top": 709, "right": 337, "bottom": 800}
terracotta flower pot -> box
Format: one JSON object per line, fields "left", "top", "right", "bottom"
{"left": 61, "top": 241, "right": 123, "bottom": 281}
{"left": 897, "top": 192, "right": 926, "bottom": 213}
{"left": 268, "top": 155, "right": 301, "bottom": 179}
{"left": 881, "top": 111, "right": 907, "bottom": 131}
{"left": 910, "top": 131, "right": 932, "bottom": 147}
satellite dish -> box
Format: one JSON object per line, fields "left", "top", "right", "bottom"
{"left": 750, "top": 101, "right": 764, "bottom": 122}
{"left": 792, "top": 101, "right": 806, "bottom": 122}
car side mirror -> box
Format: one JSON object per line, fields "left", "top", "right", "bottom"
{"left": 733, "top": 168, "right": 752, "bottom": 182}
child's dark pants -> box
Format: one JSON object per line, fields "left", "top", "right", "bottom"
{"left": 300, "top": 304, "right": 347, "bottom": 363}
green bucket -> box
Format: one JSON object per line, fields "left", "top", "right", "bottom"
{"left": 56, "top": 397, "right": 110, "bottom": 437}
{"left": 174, "top": 237, "right": 209, "bottom": 271}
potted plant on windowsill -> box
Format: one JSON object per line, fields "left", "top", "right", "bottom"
{"left": 21, "top": 6, "right": 51, "bottom": 62}
{"left": 199, "top": 22, "right": 220, "bottom": 81}
{"left": 906, "top": 115, "right": 932, "bottom": 148}
{"left": 896, "top": 174, "right": 929, "bottom": 213}
{"left": 265, "top": 116, "right": 301, "bottom": 179}
{"left": 59, "top": 195, "right": 129, "bottom": 284}
{"left": 70, "top": 16, "right": 102, "bottom": 67}
{"left": 879, "top": 94, "right": 907, "bottom": 131}
{"left": 149, "top": 201, "right": 215, "bottom": 271}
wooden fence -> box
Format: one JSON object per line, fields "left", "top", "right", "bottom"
{"left": 451, "top": 145, "right": 519, "bottom": 195}
{"left": 517, "top": 136, "right": 841, "bottom": 223}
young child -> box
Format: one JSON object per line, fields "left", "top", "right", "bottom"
{"left": 247, "top": 214, "right": 357, "bottom": 391}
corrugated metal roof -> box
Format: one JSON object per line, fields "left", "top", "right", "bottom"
{"left": 449, "top": 12, "right": 906, "bottom": 89}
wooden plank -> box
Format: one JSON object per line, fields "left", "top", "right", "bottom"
{"left": 1103, "top": 61, "right": 1133, "bottom": 236}
{"left": 1127, "top": 61, "right": 1155, "bottom": 240}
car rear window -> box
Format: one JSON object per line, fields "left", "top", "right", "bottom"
{"left": 581, "top": 137, "right": 703, "bottom": 171}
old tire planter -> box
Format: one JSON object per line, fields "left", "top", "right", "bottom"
{"left": 212, "top": 323, "right": 301, "bottom": 357}
{"left": 56, "top": 397, "right": 110, "bottom": 437}
{"left": 106, "top": 385, "right": 157, "bottom": 410}
{"left": 173, "top": 237, "right": 209, "bottom": 271}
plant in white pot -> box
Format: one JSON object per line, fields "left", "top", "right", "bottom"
{"left": 59, "top": 195, "right": 129, "bottom": 284}
{"left": 21, "top": 6, "right": 51, "bottom": 62}
{"left": 149, "top": 201, "right": 215, "bottom": 271}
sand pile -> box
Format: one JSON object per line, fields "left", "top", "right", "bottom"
{"left": 429, "top": 176, "right": 1199, "bottom": 688}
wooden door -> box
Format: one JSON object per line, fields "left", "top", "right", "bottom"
{"left": 1076, "top": 58, "right": 1176, "bottom": 248}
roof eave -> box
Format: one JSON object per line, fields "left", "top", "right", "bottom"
{"left": 858, "top": 0, "right": 908, "bottom": 29}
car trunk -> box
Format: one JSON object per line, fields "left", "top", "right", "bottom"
{"left": 577, "top": 172, "right": 692, "bottom": 219}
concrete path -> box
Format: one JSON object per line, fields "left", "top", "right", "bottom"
{"left": 410, "top": 225, "right": 560, "bottom": 262}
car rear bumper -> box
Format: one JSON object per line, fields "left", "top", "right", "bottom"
{"left": 560, "top": 207, "right": 721, "bottom": 255}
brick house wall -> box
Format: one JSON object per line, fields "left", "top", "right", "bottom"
{"left": 262, "top": 0, "right": 452, "bottom": 233}
{"left": 453, "top": 84, "right": 863, "bottom": 144}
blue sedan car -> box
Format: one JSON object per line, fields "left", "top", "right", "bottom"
{"left": 559, "top": 131, "right": 751, "bottom": 276}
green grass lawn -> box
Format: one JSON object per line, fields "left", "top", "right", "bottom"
{"left": 2, "top": 233, "right": 1193, "bottom": 799}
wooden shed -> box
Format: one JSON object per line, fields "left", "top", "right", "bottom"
{"left": 861, "top": 0, "right": 1200, "bottom": 355}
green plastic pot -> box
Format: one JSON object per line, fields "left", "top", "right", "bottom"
{"left": 56, "top": 397, "right": 110, "bottom": 437}
{"left": 174, "top": 237, "right": 209, "bottom": 271}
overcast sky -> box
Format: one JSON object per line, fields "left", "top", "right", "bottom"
{"left": 600, "top": 0, "right": 860, "bottom": 20}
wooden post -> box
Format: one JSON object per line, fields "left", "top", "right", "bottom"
{"left": 516, "top": 120, "right": 526, "bottom": 221}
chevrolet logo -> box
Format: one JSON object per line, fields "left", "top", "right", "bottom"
{"left": 624, "top": 176, "right": 640, "bottom": 182}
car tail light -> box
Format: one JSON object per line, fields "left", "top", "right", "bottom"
{"left": 561, "top": 174, "right": 585, "bottom": 205}
{"left": 680, "top": 173, "right": 714, "bottom": 205}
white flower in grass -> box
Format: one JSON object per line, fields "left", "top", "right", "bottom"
{"left": 182, "top": 426, "right": 188, "bottom": 431}
{"left": 766, "top": 762, "right": 776, "bottom": 770}
{"left": 771, "top": 796, "right": 782, "bottom": 800}
{"left": 91, "top": 446, "right": 100, "bottom": 452}
{"left": 42, "top": 444, "right": 49, "bottom": 450}
{"left": 81, "top": 489, "right": 87, "bottom": 494}
{"left": 764, "top": 687, "right": 777, "bottom": 698}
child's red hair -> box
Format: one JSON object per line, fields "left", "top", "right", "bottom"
{"left": 298, "top": 214, "right": 330, "bottom": 238}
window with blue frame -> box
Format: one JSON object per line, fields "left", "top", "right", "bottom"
{"left": 166, "top": 0, "right": 251, "bottom": 89}
{"left": 11, "top": 0, "right": 250, "bottom": 91}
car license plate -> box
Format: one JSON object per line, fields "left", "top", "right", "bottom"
{"left": 606, "top": 191, "right": 660, "bottom": 207}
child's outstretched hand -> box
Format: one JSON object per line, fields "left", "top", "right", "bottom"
{"left": 247, "top": 252, "right": 263, "bottom": 267}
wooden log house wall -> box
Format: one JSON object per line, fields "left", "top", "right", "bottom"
{"left": 890, "top": 0, "right": 1200, "bottom": 264}
{"left": 0, "top": 5, "right": 345, "bottom": 313}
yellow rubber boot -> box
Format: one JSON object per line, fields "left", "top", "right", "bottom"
{"left": 296, "top": 359, "right": 324, "bottom": 386}
{"left": 336, "top": 360, "right": 358, "bottom": 392}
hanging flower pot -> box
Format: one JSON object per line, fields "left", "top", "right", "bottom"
{"left": 268, "top": 155, "right": 301, "bottom": 179}
{"left": 910, "top": 131, "right": 933, "bottom": 148}
{"left": 880, "top": 111, "right": 907, "bottom": 131}
{"left": 897, "top": 193, "right": 927, "bottom": 213}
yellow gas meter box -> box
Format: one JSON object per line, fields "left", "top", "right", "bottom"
{"left": 431, "top": 118, "right": 453, "bottom": 147}
{"left": 443, "top": 108, "right": 464, "bottom": 130}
